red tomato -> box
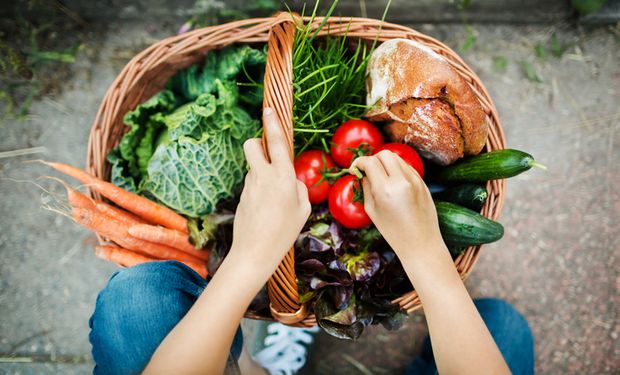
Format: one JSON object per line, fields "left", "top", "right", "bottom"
{"left": 294, "top": 150, "right": 336, "bottom": 204}
{"left": 330, "top": 119, "right": 384, "bottom": 167}
{"left": 373, "top": 143, "right": 425, "bottom": 179}
{"left": 328, "top": 175, "right": 372, "bottom": 229}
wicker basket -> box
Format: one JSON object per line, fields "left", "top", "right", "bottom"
{"left": 86, "top": 13, "right": 506, "bottom": 327}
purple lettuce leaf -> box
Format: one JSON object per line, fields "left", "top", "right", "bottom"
{"left": 315, "top": 291, "right": 365, "bottom": 340}
{"left": 296, "top": 258, "right": 326, "bottom": 274}
{"left": 340, "top": 250, "right": 381, "bottom": 282}
{"left": 328, "top": 285, "right": 354, "bottom": 310}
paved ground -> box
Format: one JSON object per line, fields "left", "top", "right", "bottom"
{"left": 0, "top": 20, "right": 618, "bottom": 375}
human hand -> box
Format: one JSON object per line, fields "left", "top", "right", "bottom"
{"left": 350, "top": 150, "right": 447, "bottom": 262}
{"left": 350, "top": 152, "right": 510, "bottom": 375}
{"left": 229, "top": 108, "right": 311, "bottom": 277}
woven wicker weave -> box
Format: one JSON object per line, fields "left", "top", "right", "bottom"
{"left": 86, "top": 13, "right": 505, "bottom": 327}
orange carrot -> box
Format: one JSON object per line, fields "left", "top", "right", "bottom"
{"left": 95, "top": 245, "right": 155, "bottom": 267}
{"left": 72, "top": 206, "right": 201, "bottom": 264}
{"left": 128, "top": 224, "right": 208, "bottom": 260}
{"left": 44, "top": 161, "right": 188, "bottom": 233}
{"left": 67, "top": 188, "right": 96, "bottom": 210}
{"left": 181, "top": 258, "right": 208, "bottom": 279}
{"left": 95, "top": 245, "right": 207, "bottom": 278}
{"left": 96, "top": 201, "right": 146, "bottom": 226}
{"left": 65, "top": 185, "right": 145, "bottom": 226}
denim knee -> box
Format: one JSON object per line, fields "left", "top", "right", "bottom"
{"left": 89, "top": 261, "right": 207, "bottom": 375}
{"left": 474, "top": 298, "right": 534, "bottom": 375}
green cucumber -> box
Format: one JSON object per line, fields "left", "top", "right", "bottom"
{"left": 435, "top": 201, "right": 504, "bottom": 247}
{"left": 437, "top": 149, "right": 545, "bottom": 183}
{"left": 434, "top": 184, "right": 488, "bottom": 211}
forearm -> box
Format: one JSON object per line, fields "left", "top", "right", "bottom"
{"left": 143, "top": 109, "right": 310, "bottom": 374}
{"left": 144, "top": 249, "right": 269, "bottom": 375}
{"left": 400, "top": 243, "right": 510, "bottom": 375}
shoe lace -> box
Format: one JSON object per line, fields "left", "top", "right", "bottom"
{"left": 253, "top": 323, "right": 319, "bottom": 375}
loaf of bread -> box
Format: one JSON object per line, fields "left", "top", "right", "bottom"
{"left": 365, "top": 38, "right": 489, "bottom": 165}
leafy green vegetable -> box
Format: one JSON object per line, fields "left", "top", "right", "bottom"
{"left": 143, "top": 135, "right": 240, "bottom": 217}
{"left": 164, "top": 94, "right": 217, "bottom": 141}
{"left": 315, "top": 292, "right": 365, "bottom": 340}
{"left": 119, "top": 90, "right": 178, "bottom": 179}
{"left": 108, "top": 148, "right": 137, "bottom": 192}
{"left": 314, "top": 287, "right": 406, "bottom": 340}
{"left": 340, "top": 250, "right": 381, "bottom": 281}
{"left": 108, "top": 45, "right": 265, "bottom": 217}
{"left": 295, "top": 207, "right": 409, "bottom": 340}
{"left": 188, "top": 212, "right": 235, "bottom": 249}
{"left": 169, "top": 45, "right": 266, "bottom": 105}
{"left": 142, "top": 84, "right": 259, "bottom": 217}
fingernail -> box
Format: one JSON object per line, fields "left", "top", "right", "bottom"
{"left": 263, "top": 107, "right": 273, "bottom": 116}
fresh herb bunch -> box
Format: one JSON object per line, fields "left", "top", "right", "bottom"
{"left": 291, "top": 1, "right": 374, "bottom": 154}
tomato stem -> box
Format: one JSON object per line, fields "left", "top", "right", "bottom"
{"left": 349, "top": 166, "right": 363, "bottom": 179}
{"left": 352, "top": 178, "right": 365, "bottom": 203}
{"left": 321, "top": 166, "right": 363, "bottom": 181}
{"left": 346, "top": 143, "right": 373, "bottom": 159}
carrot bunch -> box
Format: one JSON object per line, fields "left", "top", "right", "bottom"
{"left": 44, "top": 161, "right": 208, "bottom": 278}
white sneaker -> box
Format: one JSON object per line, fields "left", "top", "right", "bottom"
{"left": 252, "top": 323, "right": 319, "bottom": 375}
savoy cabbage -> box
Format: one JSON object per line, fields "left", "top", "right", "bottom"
{"left": 107, "top": 45, "right": 264, "bottom": 216}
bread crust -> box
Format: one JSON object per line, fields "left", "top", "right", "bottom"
{"left": 365, "top": 38, "right": 489, "bottom": 165}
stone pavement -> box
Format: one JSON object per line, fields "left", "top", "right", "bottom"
{"left": 0, "top": 20, "right": 618, "bottom": 375}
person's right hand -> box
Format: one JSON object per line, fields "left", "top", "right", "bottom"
{"left": 350, "top": 151, "right": 511, "bottom": 375}
{"left": 350, "top": 150, "right": 447, "bottom": 260}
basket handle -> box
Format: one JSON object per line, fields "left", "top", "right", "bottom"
{"left": 261, "top": 12, "right": 309, "bottom": 324}
{"left": 262, "top": 12, "right": 297, "bottom": 159}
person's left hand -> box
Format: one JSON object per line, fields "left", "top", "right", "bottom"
{"left": 229, "top": 107, "right": 311, "bottom": 276}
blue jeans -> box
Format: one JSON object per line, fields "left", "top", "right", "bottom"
{"left": 89, "top": 261, "right": 533, "bottom": 375}
{"left": 89, "top": 261, "right": 243, "bottom": 375}
{"left": 406, "top": 298, "right": 534, "bottom": 375}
